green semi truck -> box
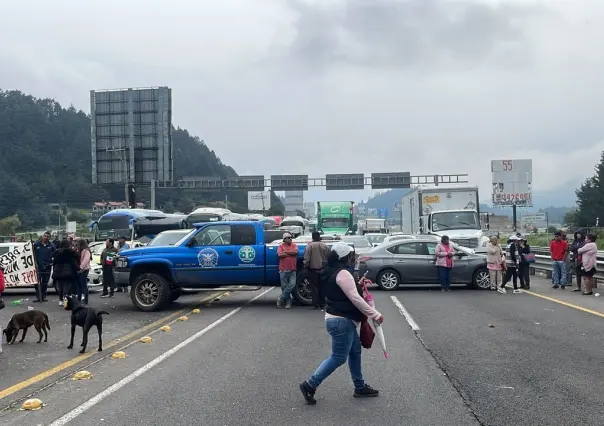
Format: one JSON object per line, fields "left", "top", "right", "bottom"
{"left": 316, "top": 201, "right": 357, "bottom": 235}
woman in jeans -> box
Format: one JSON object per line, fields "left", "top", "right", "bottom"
{"left": 76, "top": 239, "right": 91, "bottom": 304}
{"left": 435, "top": 235, "right": 454, "bottom": 292}
{"left": 486, "top": 236, "right": 503, "bottom": 291}
{"left": 299, "top": 242, "right": 384, "bottom": 405}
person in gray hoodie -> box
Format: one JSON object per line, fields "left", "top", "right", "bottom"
{"left": 570, "top": 228, "right": 586, "bottom": 292}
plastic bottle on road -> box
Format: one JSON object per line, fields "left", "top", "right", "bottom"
{"left": 11, "top": 298, "right": 29, "bottom": 306}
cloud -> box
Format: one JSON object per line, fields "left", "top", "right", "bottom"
{"left": 1, "top": 0, "right": 604, "bottom": 207}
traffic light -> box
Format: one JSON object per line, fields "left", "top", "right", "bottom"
{"left": 128, "top": 184, "right": 136, "bottom": 208}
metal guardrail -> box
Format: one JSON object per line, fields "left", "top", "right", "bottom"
{"left": 530, "top": 247, "right": 604, "bottom": 282}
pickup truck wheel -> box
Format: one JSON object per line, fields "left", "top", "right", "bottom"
{"left": 293, "top": 271, "right": 312, "bottom": 306}
{"left": 169, "top": 289, "right": 182, "bottom": 302}
{"left": 376, "top": 269, "right": 400, "bottom": 291}
{"left": 131, "top": 273, "right": 172, "bottom": 312}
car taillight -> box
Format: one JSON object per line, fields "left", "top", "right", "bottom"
{"left": 358, "top": 256, "right": 372, "bottom": 264}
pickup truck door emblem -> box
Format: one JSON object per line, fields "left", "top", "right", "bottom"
{"left": 238, "top": 246, "right": 256, "bottom": 263}
{"left": 197, "top": 248, "right": 219, "bottom": 268}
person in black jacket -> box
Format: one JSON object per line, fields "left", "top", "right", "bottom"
{"left": 299, "top": 242, "right": 384, "bottom": 405}
{"left": 517, "top": 236, "right": 531, "bottom": 290}
{"left": 500, "top": 235, "right": 520, "bottom": 294}
{"left": 52, "top": 239, "right": 80, "bottom": 305}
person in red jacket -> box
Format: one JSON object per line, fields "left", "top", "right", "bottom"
{"left": 0, "top": 266, "right": 5, "bottom": 300}
{"left": 550, "top": 231, "right": 569, "bottom": 288}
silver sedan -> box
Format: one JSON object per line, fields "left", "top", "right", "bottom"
{"left": 357, "top": 237, "right": 490, "bottom": 290}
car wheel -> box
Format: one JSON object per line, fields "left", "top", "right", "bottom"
{"left": 377, "top": 269, "right": 400, "bottom": 291}
{"left": 293, "top": 270, "right": 312, "bottom": 305}
{"left": 131, "top": 273, "right": 172, "bottom": 312}
{"left": 169, "top": 289, "right": 182, "bottom": 302}
{"left": 472, "top": 268, "right": 490, "bottom": 290}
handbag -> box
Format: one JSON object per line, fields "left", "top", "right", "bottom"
{"left": 523, "top": 253, "right": 536, "bottom": 263}
{"left": 360, "top": 319, "right": 375, "bottom": 349}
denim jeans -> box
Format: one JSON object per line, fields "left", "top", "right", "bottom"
{"left": 279, "top": 271, "right": 296, "bottom": 302}
{"left": 308, "top": 317, "right": 364, "bottom": 390}
{"left": 36, "top": 273, "right": 50, "bottom": 301}
{"left": 438, "top": 266, "right": 452, "bottom": 288}
{"left": 552, "top": 261, "right": 567, "bottom": 285}
{"left": 77, "top": 270, "right": 89, "bottom": 302}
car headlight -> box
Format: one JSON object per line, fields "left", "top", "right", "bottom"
{"left": 116, "top": 258, "right": 128, "bottom": 268}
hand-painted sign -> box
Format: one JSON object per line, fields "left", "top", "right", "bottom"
{"left": 0, "top": 241, "right": 39, "bottom": 287}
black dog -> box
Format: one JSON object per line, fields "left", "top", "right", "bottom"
{"left": 63, "top": 296, "right": 108, "bottom": 353}
{"left": 3, "top": 310, "right": 50, "bottom": 344}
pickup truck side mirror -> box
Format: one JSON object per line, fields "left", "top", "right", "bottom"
{"left": 186, "top": 238, "right": 197, "bottom": 248}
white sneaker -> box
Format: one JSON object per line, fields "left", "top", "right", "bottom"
{"left": 58, "top": 300, "right": 63, "bottom": 306}
{"left": 498, "top": 288, "right": 507, "bottom": 294}
{"left": 513, "top": 289, "right": 522, "bottom": 294}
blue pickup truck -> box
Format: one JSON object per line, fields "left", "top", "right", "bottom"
{"left": 114, "top": 221, "right": 354, "bottom": 311}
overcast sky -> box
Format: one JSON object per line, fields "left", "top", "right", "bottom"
{"left": 1, "top": 0, "right": 603, "bottom": 204}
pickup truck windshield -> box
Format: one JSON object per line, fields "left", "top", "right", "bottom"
{"left": 431, "top": 211, "right": 480, "bottom": 231}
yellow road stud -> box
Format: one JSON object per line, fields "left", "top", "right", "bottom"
{"left": 20, "top": 398, "right": 44, "bottom": 410}
{"left": 72, "top": 371, "right": 93, "bottom": 380}
{"left": 160, "top": 325, "right": 172, "bottom": 332}
{"left": 178, "top": 316, "right": 188, "bottom": 322}
{"left": 192, "top": 308, "right": 201, "bottom": 314}
{"left": 112, "top": 351, "right": 127, "bottom": 359}
{"left": 139, "top": 336, "right": 153, "bottom": 343}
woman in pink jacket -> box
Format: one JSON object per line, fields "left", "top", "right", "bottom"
{"left": 578, "top": 233, "right": 598, "bottom": 295}
{"left": 435, "top": 235, "right": 454, "bottom": 292}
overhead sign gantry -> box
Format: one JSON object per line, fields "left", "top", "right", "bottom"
{"left": 175, "top": 173, "right": 469, "bottom": 190}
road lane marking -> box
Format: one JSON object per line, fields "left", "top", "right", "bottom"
{"left": 523, "top": 290, "right": 604, "bottom": 318}
{"left": 0, "top": 291, "right": 225, "bottom": 402}
{"left": 391, "top": 296, "right": 420, "bottom": 330}
{"left": 48, "top": 287, "right": 274, "bottom": 426}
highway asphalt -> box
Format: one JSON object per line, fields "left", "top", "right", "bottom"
{"left": 1, "top": 276, "right": 603, "bottom": 425}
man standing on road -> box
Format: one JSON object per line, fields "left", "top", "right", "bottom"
{"left": 550, "top": 231, "right": 569, "bottom": 289}
{"left": 277, "top": 232, "right": 298, "bottom": 309}
{"left": 33, "top": 231, "right": 56, "bottom": 303}
{"left": 116, "top": 236, "right": 130, "bottom": 293}
{"left": 570, "top": 229, "right": 586, "bottom": 292}
{"left": 117, "top": 236, "right": 130, "bottom": 251}
{"left": 304, "top": 231, "right": 329, "bottom": 310}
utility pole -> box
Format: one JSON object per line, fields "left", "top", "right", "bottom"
{"left": 151, "top": 179, "right": 156, "bottom": 210}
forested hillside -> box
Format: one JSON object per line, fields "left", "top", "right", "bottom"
{"left": 0, "top": 90, "right": 282, "bottom": 230}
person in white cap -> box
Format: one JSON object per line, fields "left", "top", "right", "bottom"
{"left": 500, "top": 234, "right": 520, "bottom": 294}
{"left": 299, "top": 242, "right": 384, "bottom": 405}
{"left": 277, "top": 232, "right": 298, "bottom": 309}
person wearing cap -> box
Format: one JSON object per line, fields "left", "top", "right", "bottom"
{"left": 277, "top": 232, "right": 299, "bottom": 309}
{"left": 299, "top": 242, "right": 383, "bottom": 405}
{"left": 303, "top": 231, "right": 329, "bottom": 309}
{"left": 549, "top": 231, "right": 568, "bottom": 289}
{"left": 500, "top": 235, "right": 520, "bottom": 294}
{"left": 117, "top": 236, "right": 130, "bottom": 252}
{"left": 517, "top": 235, "right": 531, "bottom": 290}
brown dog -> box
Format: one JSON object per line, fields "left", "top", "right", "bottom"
{"left": 3, "top": 310, "right": 51, "bottom": 344}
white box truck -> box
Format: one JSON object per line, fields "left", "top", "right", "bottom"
{"left": 401, "top": 186, "right": 489, "bottom": 252}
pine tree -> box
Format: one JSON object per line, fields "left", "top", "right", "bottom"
{"left": 575, "top": 150, "right": 604, "bottom": 227}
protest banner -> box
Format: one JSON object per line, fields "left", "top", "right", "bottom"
{"left": 0, "top": 241, "right": 39, "bottom": 287}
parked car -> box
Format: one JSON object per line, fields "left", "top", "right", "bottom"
{"left": 365, "top": 233, "right": 388, "bottom": 247}
{"left": 357, "top": 237, "right": 489, "bottom": 290}
{"left": 382, "top": 233, "right": 417, "bottom": 244}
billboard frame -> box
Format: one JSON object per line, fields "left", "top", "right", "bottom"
{"left": 491, "top": 159, "right": 533, "bottom": 207}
